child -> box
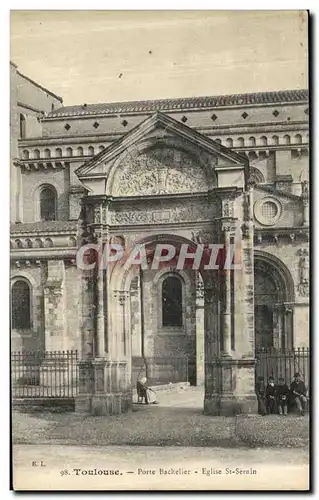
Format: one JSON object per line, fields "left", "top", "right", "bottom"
{"left": 255, "top": 375, "right": 266, "bottom": 415}
{"left": 276, "top": 377, "right": 289, "bottom": 415}
{"left": 265, "top": 376, "right": 276, "bottom": 414}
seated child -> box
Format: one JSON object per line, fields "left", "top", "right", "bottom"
{"left": 276, "top": 377, "right": 289, "bottom": 415}
{"left": 265, "top": 376, "right": 276, "bottom": 414}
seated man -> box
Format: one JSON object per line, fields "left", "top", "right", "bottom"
{"left": 290, "top": 372, "right": 307, "bottom": 416}
{"left": 265, "top": 376, "right": 276, "bottom": 414}
{"left": 276, "top": 377, "right": 289, "bottom": 415}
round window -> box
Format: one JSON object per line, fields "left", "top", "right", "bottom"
{"left": 260, "top": 201, "right": 278, "bottom": 219}
{"left": 254, "top": 197, "right": 282, "bottom": 226}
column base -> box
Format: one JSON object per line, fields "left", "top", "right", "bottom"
{"left": 204, "top": 394, "right": 258, "bottom": 416}
{"left": 204, "top": 357, "right": 258, "bottom": 416}
{"left": 75, "top": 358, "right": 132, "bottom": 416}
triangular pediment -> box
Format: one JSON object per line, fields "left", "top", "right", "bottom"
{"left": 75, "top": 112, "right": 248, "bottom": 196}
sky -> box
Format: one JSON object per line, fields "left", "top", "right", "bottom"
{"left": 10, "top": 10, "right": 308, "bottom": 107}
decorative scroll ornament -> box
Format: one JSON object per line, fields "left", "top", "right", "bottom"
{"left": 297, "top": 249, "right": 309, "bottom": 297}
{"left": 196, "top": 272, "right": 204, "bottom": 299}
{"left": 301, "top": 181, "right": 309, "bottom": 203}
{"left": 44, "top": 278, "right": 63, "bottom": 307}
{"left": 221, "top": 198, "right": 234, "bottom": 218}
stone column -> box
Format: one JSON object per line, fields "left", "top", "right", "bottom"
{"left": 130, "top": 277, "right": 142, "bottom": 357}
{"left": 75, "top": 267, "right": 95, "bottom": 412}
{"left": 301, "top": 181, "right": 309, "bottom": 227}
{"left": 204, "top": 192, "right": 257, "bottom": 415}
{"left": 222, "top": 228, "right": 232, "bottom": 356}
{"left": 41, "top": 260, "right": 77, "bottom": 392}
{"left": 195, "top": 272, "right": 205, "bottom": 386}
{"left": 95, "top": 229, "right": 105, "bottom": 358}
{"left": 272, "top": 306, "right": 281, "bottom": 350}
{"left": 43, "top": 260, "right": 66, "bottom": 351}
{"left": 283, "top": 304, "right": 294, "bottom": 350}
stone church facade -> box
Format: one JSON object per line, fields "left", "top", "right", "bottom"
{"left": 10, "top": 61, "right": 309, "bottom": 415}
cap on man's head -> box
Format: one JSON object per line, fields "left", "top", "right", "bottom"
{"left": 294, "top": 372, "right": 300, "bottom": 378}
{"left": 268, "top": 376, "right": 274, "bottom": 381}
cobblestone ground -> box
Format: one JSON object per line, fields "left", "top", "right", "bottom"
{"left": 12, "top": 387, "right": 309, "bottom": 448}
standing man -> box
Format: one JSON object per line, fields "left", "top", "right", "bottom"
{"left": 290, "top": 373, "right": 308, "bottom": 416}
{"left": 255, "top": 376, "right": 266, "bottom": 416}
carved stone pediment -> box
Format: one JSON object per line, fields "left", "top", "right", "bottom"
{"left": 75, "top": 111, "right": 247, "bottom": 196}
{"left": 112, "top": 146, "right": 209, "bottom": 197}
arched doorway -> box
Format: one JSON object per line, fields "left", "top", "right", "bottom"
{"left": 110, "top": 234, "right": 209, "bottom": 390}
{"left": 254, "top": 251, "right": 295, "bottom": 350}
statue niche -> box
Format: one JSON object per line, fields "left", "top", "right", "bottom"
{"left": 111, "top": 146, "right": 210, "bottom": 197}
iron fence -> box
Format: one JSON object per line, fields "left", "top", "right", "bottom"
{"left": 11, "top": 350, "right": 79, "bottom": 398}
{"left": 256, "top": 347, "right": 310, "bottom": 387}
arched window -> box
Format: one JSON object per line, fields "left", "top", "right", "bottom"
{"left": 249, "top": 136, "right": 256, "bottom": 147}
{"left": 226, "top": 138, "right": 233, "bottom": 148}
{"left": 11, "top": 280, "right": 31, "bottom": 330}
{"left": 295, "top": 134, "right": 302, "bottom": 144}
{"left": 283, "top": 135, "right": 291, "bottom": 145}
{"left": 22, "top": 150, "right": 29, "bottom": 160}
{"left": 19, "top": 114, "right": 26, "bottom": 139}
{"left": 98, "top": 145, "right": 105, "bottom": 152}
{"left": 34, "top": 149, "right": 40, "bottom": 159}
{"left": 76, "top": 147, "right": 83, "bottom": 156}
{"left": 88, "top": 146, "right": 94, "bottom": 155}
{"left": 40, "top": 186, "right": 57, "bottom": 221}
{"left": 272, "top": 135, "right": 279, "bottom": 145}
{"left": 66, "top": 147, "right": 73, "bottom": 157}
{"left": 55, "top": 148, "right": 62, "bottom": 158}
{"left": 162, "top": 276, "right": 183, "bottom": 327}
{"left": 237, "top": 137, "right": 245, "bottom": 147}
{"left": 44, "top": 148, "right": 51, "bottom": 159}
{"left": 260, "top": 136, "right": 268, "bottom": 146}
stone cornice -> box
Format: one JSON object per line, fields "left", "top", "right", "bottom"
{"left": 93, "top": 191, "right": 213, "bottom": 205}
{"left": 10, "top": 249, "right": 77, "bottom": 259}
{"left": 17, "top": 160, "right": 70, "bottom": 171}
{"left": 200, "top": 121, "right": 309, "bottom": 134}
{"left": 17, "top": 120, "right": 309, "bottom": 148}
{"left": 254, "top": 184, "right": 303, "bottom": 201}
{"left": 254, "top": 226, "right": 309, "bottom": 244}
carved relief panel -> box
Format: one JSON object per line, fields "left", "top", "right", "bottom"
{"left": 111, "top": 146, "right": 210, "bottom": 196}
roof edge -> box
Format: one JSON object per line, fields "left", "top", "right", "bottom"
{"left": 16, "top": 70, "right": 63, "bottom": 103}
{"left": 47, "top": 88, "right": 308, "bottom": 119}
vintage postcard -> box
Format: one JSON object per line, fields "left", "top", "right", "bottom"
{"left": 10, "top": 10, "right": 309, "bottom": 491}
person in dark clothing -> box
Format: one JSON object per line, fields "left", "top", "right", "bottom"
{"left": 276, "top": 377, "right": 289, "bottom": 415}
{"left": 255, "top": 376, "right": 266, "bottom": 415}
{"left": 136, "top": 377, "right": 149, "bottom": 404}
{"left": 265, "top": 376, "right": 276, "bottom": 414}
{"left": 290, "top": 373, "right": 307, "bottom": 415}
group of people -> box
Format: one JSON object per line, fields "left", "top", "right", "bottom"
{"left": 256, "top": 372, "right": 308, "bottom": 416}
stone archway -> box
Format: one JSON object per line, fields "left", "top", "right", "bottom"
{"left": 254, "top": 250, "right": 295, "bottom": 350}
{"left": 109, "top": 233, "right": 209, "bottom": 391}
